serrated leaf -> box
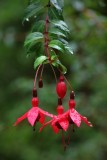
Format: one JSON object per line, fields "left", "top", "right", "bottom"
{"left": 32, "top": 20, "right": 45, "bottom": 32}
{"left": 24, "top": 32, "right": 43, "bottom": 49}
{"left": 50, "top": 0, "right": 62, "bottom": 11}
{"left": 23, "top": 2, "right": 43, "bottom": 23}
{"left": 48, "top": 7, "right": 63, "bottom": 20}
{"left": 65, "top": 45, "right": 74, "bottom": 55}
{"left": 51, "top": 20, "right": 69, "bottom": 33}
{"left": 49, "top": 28, "right": 66, "bottom": 37}
{"left": 49, "top": 40, "right": 65, "bottom": 53}
{"left": 34, "top": 56, "right": 48, "bottom": 69}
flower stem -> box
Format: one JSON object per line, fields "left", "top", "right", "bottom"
{"left": 63, "top": 74, "right": 73, "bottom": 91}
{"left": 40, "top": 65, "right": 44, "bottom": 79}
{"left": 34, "top": 64, "right": 42, "bottom": 89}
{"left": 50, "top": 64, "right": 57, "bottom": 83}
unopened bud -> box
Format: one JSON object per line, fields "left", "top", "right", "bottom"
{"left": 38, "top": 79, "right": 43, "bottom": 88}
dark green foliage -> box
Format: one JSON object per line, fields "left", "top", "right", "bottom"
{"left": 24, "top": 32, "right": 44, "bottom": 54}
{"left": 23, "top": 0, "right": 73, "bottom": 72}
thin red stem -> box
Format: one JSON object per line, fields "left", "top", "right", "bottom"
{"left": 34, "top": 64, "right": 42, "bottom": 89}
{"left": 50, "top": 64, "right": 57, "bottom": 83}
{"left": 63, "top": 75, "right": 73, "bottom": 91}
{"left": 40, "top": 65, "right": 44, "bottom": 79}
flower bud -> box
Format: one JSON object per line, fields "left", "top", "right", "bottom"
{"left": 56, "top": 76, "right": 67, "bottom": 99}
{"left": 70, "top": 91, "right": 75, "bottom": 99}
{"left": 38, "top": 79, "right": 43, "bottom": 88}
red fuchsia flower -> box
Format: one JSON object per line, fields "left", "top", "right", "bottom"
{"left": 14, "top": 95, "right": 53, "bottom": 130}
{"left": 56, "top": 75, "right": 67, "bottom": 99}
{"left": 65, "top": 91, "right": 93, "bottom": 128}
{"left": 40, "top": 99, "right": 69, "bottom": 149}
{"left": 40, "top": 99, "right": 69, "bottom": 133}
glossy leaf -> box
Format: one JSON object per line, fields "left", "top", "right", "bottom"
{"left": 23, "top": 2, "right": 43, "bottom": 23}
{"left": 51, "top": 55, "right": 58, "bottom": 61}
{"left": 51, "top": 20, "right": 70, "bottom": 33}
{"left": 24, "top": 32, "right": 43, "bottom": 49}
{"left": 65, "top": 45, "right": 73, "bottom": 54}
{"left": 48, "top": 7, "right": 63, "bottom": 20}
{"left": 50, "top": 0, "right": 62, "bottom": 11}
{"left": 57, "top": 0, "right": 64, "bottom": 8}
{"left": 49, "top": 28, "right": 66, "bottom": 37}
{"left": 34, "top": 56, "right": 48, "bottom": 69}
{"left": 57, "top": 61, "right": 67, "bottom": 74}
{"left": 52, "top": 60, "right": 67, "bottom": 74}
{"left": 49, "top": 40, "right": 65, "bottom": 53}
{"left": 32, "top": 20, "right": 45, "bottom": 32}
{"left": 26, "top": 42, "right": 44, "bottom": 57}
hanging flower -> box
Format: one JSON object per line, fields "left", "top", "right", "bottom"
{"left": 64, "top": 91, "right": 93, "bottom": 128}
{"left": 40, "top": 99, "right": 69, "bottom": 150}
{"left": 14, "top": 97, "right": 53, "bottom": 128}
{"left": 40, "top": 99, "right": 69, "bottom": 133}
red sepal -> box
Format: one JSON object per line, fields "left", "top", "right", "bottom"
{"left": 69, "top": 109, "right": 81, "bottom": 127}
{"left": 28, "top": 107, "right": 39, "bottom": 126}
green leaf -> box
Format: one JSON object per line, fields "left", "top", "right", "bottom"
{"left": 32, "top": 20, "right": 45, "bottom": 32}
{"left": 51, "top": 55, "right": 58, "bottom": 61}
{"left": 26, "top": 42, "right": 44, "bottom": 57}
{"left": 23, "top": 2, "right": 43, "bottom": 23}
{"left": 24, "top": 32, "right": 43, "bottom": 49}
{"left": 60, "top": 38, "right": 69, "bottom": 45}
{"left": 51, "top": 20, "right": 70, "bottom": 33}
{"left": 48, "top": 7, "right": 63, "bottom": 20}
{"left": 49, "top": 28, "right": 66, "bottom": 37}
{"left": 65, "top": 45, "right": 74, "bottom": 55}
{"left": 52, "top": 60, "right": 67, "bottom": 74}
{"left": 57, "top": 0, "right": 64, "bottom": 8}
{"left": 34, "top": 56, "right": 48, "bottom": 69}
{"left": 58, "top": 62, "right": 67, "bottom": 74}
{"left": 49, "top": 40, "right": 65, "bottom": 53}
{"left": 50, "top": 0, "right": 62, "bottom": 11}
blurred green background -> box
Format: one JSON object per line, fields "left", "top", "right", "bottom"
{"left": 0, "top": 0, "right": 107, "bottom": 159}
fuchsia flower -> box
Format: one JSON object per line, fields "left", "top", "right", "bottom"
{"left": 40, "top": 102, "right": 69, "bottom": 134}
{"left": 14, "top": 97, "right": 53, "bottom": 129}
{"left": 40, "top": 99, "right": 69, "bottom": 150}
{"left": 64, "top": 91, "right": 93, "bottom": 128}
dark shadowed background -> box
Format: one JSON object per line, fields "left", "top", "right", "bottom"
{"left": 0, "top": 0, "right": 107, "bottom": 159}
